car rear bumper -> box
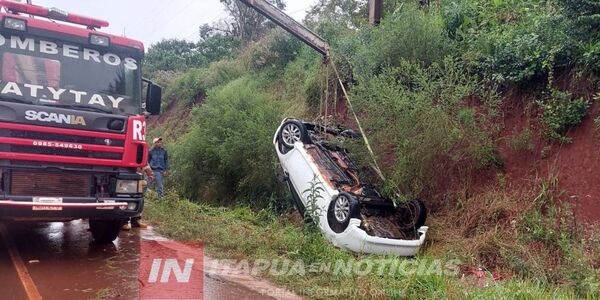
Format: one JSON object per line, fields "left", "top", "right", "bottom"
{"left": 0, "top": 196, "right": 143, "bottom": 221}
{"left": 331, "top": 220, "right": 428, "bottom": 256}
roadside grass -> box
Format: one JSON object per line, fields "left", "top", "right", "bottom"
{"left": 143, "top": 190, "right": 595, "bottom": 299}
{"left": 140, "top": 1, "right": 600, "bottom": 298}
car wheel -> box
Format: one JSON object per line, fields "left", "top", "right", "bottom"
{"left": 278, "top": 120, "right": 309, "bottom": 150}
{"left": 341, "top": 129, "right": 359, "bottom": 138}
{"left": 396, "top": 199, "right": 427, "bottom": 231}
{"left": 327, "top": 192, "right": 360, "bottom": 233}
{"left": 89, "top": 219, "right": 123, "bottom": 244}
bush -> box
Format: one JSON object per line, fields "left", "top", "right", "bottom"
{"left": 350, "top": 58, "right": 496, "bottom": 198}
{"left": 145, "top": 39, "right": 201, "bottom": 73}
{"left": 581, "top": 40, "right": 600, "bottom": 73}
{"left": 281, "top": 47, "right": 322, "bottom": 109}
{"left": 162, "top": 59, "right": 245, "bottom": 106}
{"left": 559, "top": 0, "right": 600, "bottom": 72}
{"left": 538, "top": 89, "right": 590, "bottom": 142}
{"left": 147, "top": 70, "right": 181, "bottom": 90}
{"left": 170, "top": 76, "right": 286, "bottom": 207}
{"left": 460, "top": 0, "right": 573, "bottom": 85}
{"left": 558, "top": 0, "right": 600, "bottom": 41}
{"left": 339, "top": 2, "right": 454, "bottom": 79}
{"left": 240, "top": 30, "right": 303, "bottom": 74}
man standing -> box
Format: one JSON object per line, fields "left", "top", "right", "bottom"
{"left": 148, "top": 137, "right": 168, "bottom": 198}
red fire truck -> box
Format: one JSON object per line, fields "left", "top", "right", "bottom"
{"left": 0, "top": 1, "right": 161, "bottom": 243}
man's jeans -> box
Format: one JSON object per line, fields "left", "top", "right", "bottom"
{"left": 153, "top": 170, "right": 164, "bottom": 198}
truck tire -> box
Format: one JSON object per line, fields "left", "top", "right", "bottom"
{"left": 89, "top": 219, "right": 123, "bottom": 244}
{"left": 278, "top": 120, "right": 310, "bottom": 151}
{"left": 327, "top": 192, "right": 360, "bottom": 233}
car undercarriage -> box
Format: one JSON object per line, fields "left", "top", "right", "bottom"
{"left": 274, "top": 118, "right": 428, "bottom": 256}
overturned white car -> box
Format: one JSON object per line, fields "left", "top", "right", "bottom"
{"left": 273, "top": 118, "right": 428, "bottom": 256}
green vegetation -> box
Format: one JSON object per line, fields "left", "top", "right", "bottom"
{"left": 348, "top": 58, "right": 498, "bottom": 197}
{"left": 302, "top": 175, "right": 326, "bottom": 224}
{"left": 169, "top": 76, "right": 289, "bottom": 207}
{"left": 145, "top": 36, "right": 241, "bottom": 73}
{"left": 162, "top": 59, "right": 246, "bottom": 106}
{"left": 145, "top": 0, "right": 599, "bottom": 298}
{"left": 538, "top": 90, "right": 590, "bottom": 142}
{"left": 517, "top": 176, "right": 599, "bottom": 295}
{"left": 508, "top": 129, "right": 535, "bottom": 152}
{"left": 145, "top": 190, "right": 597, "bottom": 299}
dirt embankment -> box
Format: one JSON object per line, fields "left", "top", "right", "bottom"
{"left": 538, "top": 103, "right": 600, "bottom": 222}
{"left": 147, "top": 92, "right": 205, "bottom": 141}
{"left": 488, "top": 80, "right": 599, "bottom": 224}
{"left": 499, "top": 104, "right": 600, "bottom": 223}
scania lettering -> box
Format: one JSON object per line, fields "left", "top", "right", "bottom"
{"left": 24, "top": 110, "right": 86, "bottom": 125}
{"left": 0, "top": 1, "right": 162, "bottom": 244}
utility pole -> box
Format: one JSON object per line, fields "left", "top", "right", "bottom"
{"left": 238, "top": 0, "right": 330, "bottom": 59}
{"left": 369, "top": 0, "right": 383, "bottom": 25}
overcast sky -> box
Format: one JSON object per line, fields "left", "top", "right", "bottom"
{"left": 33, "top": 0, "right": 317, "bottom": 49}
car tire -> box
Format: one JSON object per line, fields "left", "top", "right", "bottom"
{"left": 278, "top": 120, "right": 310, "bottom": 151}
{"left": 396, "top": 199, "right": 427, "bottom": 231}
{"left": 341, "top": 129, "right": 359, "bottom": 138}
{"left": 327, "top": 192, "right": 360, "bottom": 233}
{"left": 89, "top": 219, "right": 123, "bottom": 244}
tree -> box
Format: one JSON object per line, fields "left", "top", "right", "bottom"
{"left": 145, "top": 39, "right": 201, "bottom": 73}
{"left": 145, "top": 35, "right": 240, "bottom": 73}
{"left": 305, "top": 0, "right": 368, "bottom": 29}
{"left": 219, "top": 0, "right": 286, "bottom": 43}
{"left": 197, "top": 34, "right": 241, "bottom": 63}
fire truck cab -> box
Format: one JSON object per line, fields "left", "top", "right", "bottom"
{"left": 0, "top": 1, "right": 161, "bottom": 243}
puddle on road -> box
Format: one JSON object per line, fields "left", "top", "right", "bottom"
{"left": 6, "top": 220, "right": 139, "bottom": 299}
{"left": 0, "top": 240, "right": 28, "bottom": 299}
{"left": 1, "top": 221, "right": 299, "bottom": 300}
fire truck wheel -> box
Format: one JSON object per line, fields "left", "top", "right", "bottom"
{"left": 89, "top": 219, "right": 123, "bottom": 244}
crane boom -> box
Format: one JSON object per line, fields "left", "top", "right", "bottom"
{"left": 238, "top": 0, "right": 330, "bottom": 58}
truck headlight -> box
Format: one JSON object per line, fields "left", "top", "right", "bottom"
{"left": 127, "top": 202, "right": 138, "bottom": 210}
{"left": 116, "top": 180, "right": 143, "bottom": 194}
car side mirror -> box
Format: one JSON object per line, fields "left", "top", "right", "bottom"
{"left": 145, "top": 82, "right": 162, "bottom": 115}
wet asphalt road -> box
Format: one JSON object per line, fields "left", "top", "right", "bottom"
{"left": 0, "top": 220, "right": 280, "bottom": 300}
